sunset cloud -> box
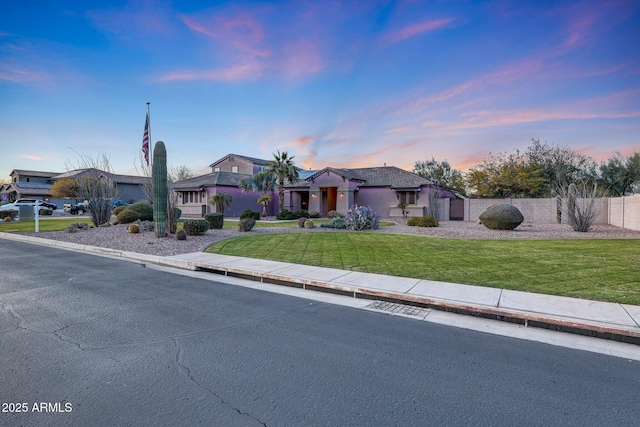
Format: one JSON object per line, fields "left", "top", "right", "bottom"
{"left": 380, "top": 18, "right": 453, "bottom": 46}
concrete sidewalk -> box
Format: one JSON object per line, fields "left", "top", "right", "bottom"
{"left": 2, "top": 231, "right": 639, "bottom": 345}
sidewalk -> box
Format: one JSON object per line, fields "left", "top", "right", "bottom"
{"left": 2, "top": 231, "right": 639, "bottom": 345}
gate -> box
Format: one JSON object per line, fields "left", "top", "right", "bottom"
{"left": 450, "top": 199, "right": 464, "bottom": 221}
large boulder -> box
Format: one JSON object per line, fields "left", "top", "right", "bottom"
{"left": 479, "top": 204, "right": 524, "bottom": 230}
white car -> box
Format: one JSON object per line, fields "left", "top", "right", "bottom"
{"left": 0, "top": 200, "right": 53, "bottom": 215}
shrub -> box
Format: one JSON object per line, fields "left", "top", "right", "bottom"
{"left": 298, "top": 217, "right": 307, "bottom": 228}
{"left": 117, "top": 209, "right": 140, "bottom": 224}
{"left": 320, "top": 217, "right": 347, "bottom": 229}
{"left": 3, "top": 216, "right": 12, "bottom": 222}
{"left": 127, "top": 202, "right": 154, "bottom": 221}
{"left": 204, "top": 213, "right": 224, "bottom": 229}
{"left": 128, "top": 224, "right": 140, "bottom": 233}
{"left": 295, "top": 210, "right": 310, "bottom": 219}
{"left": 308, "top": 211, "right": 320, "bottom": 218}
{"left": 240, "top": 209, "right": 260, "bottom": 220}
{"left": 345, "top": 205, "right": 380, "bottom": 231}
{"left": 304, "top": 219, "right": 315, "bottom": 229}
{"left": 327, "top": 210, "right": 341, "bottom": 219}
{"left": 276, "top": 209, "right": 309, "bottom": 220}
{"left": 239, "top": 218, "right": 256, "bottom": 232}
{"left": 182, "top": 219, "right": 210, "bottom": 236}
{"left": 113, "top": 206, "right": 128, "bottom": 216}
{"left": 407, "top": 216, "right": 438, "bottom": 227}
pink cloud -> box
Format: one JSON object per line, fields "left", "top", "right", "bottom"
{"left": 282, "top": 40, "right": 324, "bottom": 80}
{"left": 156, "top": 61, "right": 264, "bottom": 82}
{"left": 380, "top": 18, "right": 453, "bottom": 46}
{"left": 17, "top": 154, "right": 46, "bottom": 161}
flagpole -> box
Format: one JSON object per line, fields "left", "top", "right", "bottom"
{"left": 147, "top": 102, "right": 152, "bottom": 168}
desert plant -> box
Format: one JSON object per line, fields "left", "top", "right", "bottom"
{"left": 556, "top": 180, "right": 606, "bottom": 232}
{"left": 345, "top": 205, "right": 380, "bottom": 231}
{"left": 308, "top": 211, "right": 320, "bottom": 218}
{"left": 128, "top": 224, "right": 140, "bottom": 233}
{"left": 407, "top": 216, "right": 438, "bottom": 227}
{"left": 397, "top": 202, "right": 408, "bottom": 219}
{"left": 210, "top": 192, "right": 232, "bottom": 214}
{"left": 327, "top": 210, "right": 341, "bottom": 219}
{"left": 117, "top": 209, "right": 140, "bottom": 224}
{"left": 182, "top": 219, "right": 210, "bottom": 236}
{"left": 204, "top": 213, "right": 224, "bottom": 229}
{"left": 152, "top": 141, "right": 168, "bottom": 237}
{"left": 298, "top": 217, "right": 307, "bottom": 228}
{"left": 239, "top": 218, "right": 256, "bottom": 232}
{"left": 303, "top": 219, "right": 315, "bottom": 229}
{"left": 168, "top": 207, "right": 181, "bottom": 234}
{"left": 3, "top": 216, "right": 12, "bottom": 222}
{"left": 127, "top": 202, "right": 154, "bottom": 221}
{"left": 320, "top": 217, "right": 347, "bottom": 229}
{"left": 257, "top": 194, "right": 271, "bottom": 217}
{"left": 240, "top": 209, "right": 260, "bottom": 220}
{"left": 427, "top": 191, "right": 439, "bottom": 220}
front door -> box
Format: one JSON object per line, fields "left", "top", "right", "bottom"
{"left": 320, "top": 187, "right": 337, "bottom": 216}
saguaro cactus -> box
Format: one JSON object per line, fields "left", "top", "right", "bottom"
{"left": 152, "top": 141, "right": 168, "bottom": 237}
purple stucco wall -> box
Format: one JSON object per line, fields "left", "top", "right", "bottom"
{"left": 178, "top": 185, "right": 279, "bottom": 218}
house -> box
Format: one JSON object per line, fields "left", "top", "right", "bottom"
{"left": 173, "top": 154, "right": 280, "bottom": 217}
{"left": 173, "top": 153, "right": 460, "bottom": 219}
{"left": 1, "top": 168, "right": 149, "bottom": 208}
{"left": 284, "top": 166, "right": 459, "bottom": 218}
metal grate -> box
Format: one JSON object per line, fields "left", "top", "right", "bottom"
{"left": 366, "top": 301, "right": 431, "bottom": 319}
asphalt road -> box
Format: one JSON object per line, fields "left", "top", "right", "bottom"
{"left": 1, "top": 240, "right": 639, "bottom": 427}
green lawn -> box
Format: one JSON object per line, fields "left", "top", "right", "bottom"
{"left": 205, "top": 232, "right": 640, "bottom": 305}
{"left": 0, "top": 217, "right": 96, "bottom": 232}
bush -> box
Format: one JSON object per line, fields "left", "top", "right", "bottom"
{"left": 117, "top": 209, "right": 140, "bottom": 224}
{"left": 320, "top": 217, "right": 347, "bottom": 229}
{"left": 327, "top": 210, "right": 341, "bottom": 219}
{"left": 4, "top": 216, "right": 12, "bottom": 222}
{"left": 298, "top": 217, "right": 307, "bottom": 228}
{"left": 276, "top": 209, "right": 309, "bottom": 220}
{"left": 240, "top": 209, "right": 260, "bottom": 220}
{"left": 182, "top": 219, "right": 210, "bottom": 236}
{"left": 295, "top": 210, "right": 310, "bottom": 219}
{"left": 128, "top": 224, "right": 140, "bottom": 233}
{"left": 308, "top": 211, "right": 320, "bottom": 218}
{"left": 127, "top": 202, "right": 154, "bottom": 221}
{"left": 204, "top": 213, "right": 224, "bottom": 229}
{"left": 304, "top": 219, "right": 315, "bottom": 229}
{"left": 239, "top": 218, "right": 256, "bottom": 232}
{"left": 407, "top": 216, "right": 438, "bottom": 227}
{"left": 113, "top": 206, "right": 128, "bottom": 216}
{"left": 345, "top": 205, "right": 380, "bottom": 231}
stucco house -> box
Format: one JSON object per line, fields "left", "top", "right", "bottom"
{"left": 173, "top": 153, "right": 460, "bottom": 219}
{"left": 1, "top": 168, "right": 148, "bottom": 208}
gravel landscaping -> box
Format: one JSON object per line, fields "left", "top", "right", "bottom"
{"left": 19, "top": 219, "right": 640, "bottom": 257}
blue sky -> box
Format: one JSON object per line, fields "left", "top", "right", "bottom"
{"left": 1, "top": 0, "right": 638, "bottom": 180}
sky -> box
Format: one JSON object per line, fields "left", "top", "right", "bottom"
{"left": 1, "top": 0, "right": 639, "bottom": 181}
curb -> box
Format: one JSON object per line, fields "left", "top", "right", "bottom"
{"left": 1, "top": 231, "right": 638, "bottom": 345}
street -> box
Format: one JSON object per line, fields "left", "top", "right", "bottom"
{"left": 1, "top": 240, "right": 638, "bottom": 426}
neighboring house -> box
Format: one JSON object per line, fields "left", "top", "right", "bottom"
{"left": 284, "top": 166, "right": 460, "bottom": 218}
{"left": 174, "top": 154, "right": 281, "bottom": 218}
{"left": 1, "top": 168, "right": 149, "bottom": 208}
{"left": 173, "top": 153, "right": 460, "bottom": 219}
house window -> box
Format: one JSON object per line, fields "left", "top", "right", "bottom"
{"left": 398, "top": 191, "right": 416, "bottom": 205}
{"left": 258, "top": 166, "right": 266, "bottom": 172}
{"left": 231, "top": 166, "right": 238, "bottom": 173}
{"left": 214, "top": 167, "right": 220, "bottom": 172}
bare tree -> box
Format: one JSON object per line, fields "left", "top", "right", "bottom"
{"left": 66, "top": 152, "right": 118, "bottom": 227}
{"left": 555, "top": 179, "right": 606, "bottom": 232}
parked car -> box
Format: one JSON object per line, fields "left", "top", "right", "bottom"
{"left": 1, "top": 200, "right": 53, "bottom": 215}
{"left": 109, "top": 199, "right": 130, "bottom": 209}
{"left": 63, "top": 202, "right": 87, "bottom": 215}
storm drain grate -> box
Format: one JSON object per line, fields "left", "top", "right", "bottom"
{"left": 366, "top": 301, "right": 431, "bottom": 319}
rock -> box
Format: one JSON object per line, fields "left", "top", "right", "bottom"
{"left": 176, "top": 229, "right": 187, "bottom": 240}
{"left": 479, "top": 204, "right": 524, "bottom": 230}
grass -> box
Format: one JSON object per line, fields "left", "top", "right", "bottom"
{"left": 0, "top": 217, "right": 96, "bottom": 232}
{"left": 205, "top": 232, "right": 640, "bottom": 305}
{"left": 220, "top": 219, "right": 395, "bottom": 228}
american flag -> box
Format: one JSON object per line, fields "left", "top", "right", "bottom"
{"left": 142, "top": 113, "right": 150, "bottom": 165}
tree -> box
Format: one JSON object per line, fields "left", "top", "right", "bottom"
{"left": 66, "top": 153, "right": 118, "bottom": 227}
{"left": 466, "top": 151, "right": 547, "bottom": 198}
{"left": 50, "top": 177, "right": 79, "bottom": 198}
{"left": 172, "top": 165, "right": 194, "bottom": 182}
{"left": 209, "top": 192, "right": 232, "bottom": 214}
{"left": 257, "top": 194, "right": 271, "bottom": 217}
{"left": 238, "top": 171, "right": 278, "bottom": 209}
{"left": 598, "top": 151, "right": 640, "bottom": 196}
{"left": 413, "top": 157, "right": 466, "bottom": 196}
{"left": 266, "top": 150, "right": 299, "bottom": 212}
{"left": 555, "top": 179, "right": 606, "bottom": 232}
{"left": 525, "top": 139, "right": 597, "bottom": 196}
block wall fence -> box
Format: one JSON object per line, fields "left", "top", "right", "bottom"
{"left": 435, "top": 195, "right": 639, "bottom": 231}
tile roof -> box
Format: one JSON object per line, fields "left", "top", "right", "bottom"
{"left": 286, "top": 165, "right": 436, "bottom": 189}
{"left": 52, "top": 169, "right": 150, "bottom": 185}
{"left": 209, "top": 153, "right": 271, "bottom": 167}
{"left": 172, "top": 171, "right": 252, "bottom": 190}
{"left": 10, "top": 169, "right": 62, "bottom": 178}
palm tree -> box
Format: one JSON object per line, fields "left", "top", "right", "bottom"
{"left": 238, "top": 171, "right": 278, "bottom": 215}
{"left": 209, "top": 192, "right": 232, "bottom": 214}
{"left": 267, "top": 150, "right": 300, "bottom": 212}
